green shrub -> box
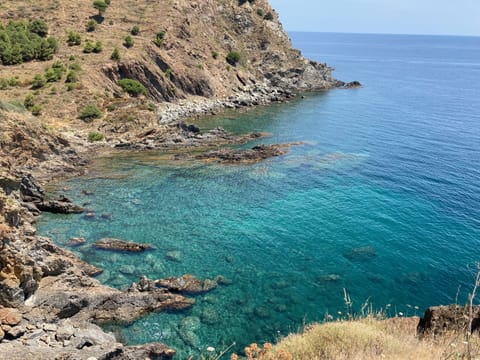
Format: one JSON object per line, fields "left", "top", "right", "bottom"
{"left": 66, "top": 83, "right": 76, "bottom": 91}
{"left": 88, "top": 131, "right": 104, "bottom": 142}
{"left": 69, "top": 62, "right": 81, "bottom": 72}
{"left": 106, "top": 103, "right": 116, "bottom": 112}
{"left": 93, "top": 0, "right": 108, "bottom": 16}
{"left": 264, "top": 11, "right": 274, "bottom": 21}
{"left": 65, "top": 70, "right": 79, "bottom": 83}
{"left": 0, "top": 20, "right": 58, "bottom": 65}
{"left": 83, "top": 40, "right": 95, "bottom": 53}
{"left": 30, "top": 104, "right": 42, "bottom": 116}
{"left": 67, "top": 31, "right": 81, "bottom": 46}
{"left": 0, "top": 77, "right": 17, "bottom": 90}
{"left": 131, "top": 25, "right": 140, "bottom": 36}
{"left": 31, "top": 74, "right": 46, "bottom": 89}
{"left": 79, "top": 104, "right": 102, "bottom": 121}
{"left": 226, "top": 51, "right": 241, "bottom": 66}
{"left": 153, "top": 31, "right": 165, "bottom": 47}
{"left": 110, "top": 47, "right": 120, "bottom": 61}
{"left": 44, "top": 61, "right": 66, "bottom": 82}
{"left": 147, "top": 103, "right": 156, "bottom": 112}
{"left": 118, "top": 78, "right": 146, "bottom": 96}
{"left": 28, "top": 20, "right": 49, "bottom": 37}
{"left": 165, "top": 68, "right": 172, "bottom": 79}
{"left": 93, "top": 40, "right": 102, "bottom": 53}
{"left": 256, "top": 8, "right": 264, "bottom": 17}
{"left": 123, "top": 35, "right": 134, "bottom": 48}
{"left": 211, "top": 51, "right": 218, "bottom": 59}
{"left": 24, "top": 93, "right": 35, "bottom": 109}
{"left": 86, "top": 19, "right": 97, "bottom": 32}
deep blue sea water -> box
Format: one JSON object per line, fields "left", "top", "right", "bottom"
{"left": 37, "top": 33, "right": 480, "bottom": 358}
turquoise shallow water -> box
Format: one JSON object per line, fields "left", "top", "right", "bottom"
{"left": 38, "top": 33, "right": 480, "bottom": 357}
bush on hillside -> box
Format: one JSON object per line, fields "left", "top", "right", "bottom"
{"left": 131, "top": 26, "right": 140, "bottom": 36}
{"left": 226, "top": 51, "right": 241, "bottom": 66}
{"left": 153, "top": 31, "right": 165, "bottom": 47}
{"left": 67, "top": 31, "right": 81, "bottom": 46}
{"left": 0, "top": 20, "right": 58, "bottom": 65}
{"left": 79, "top": 104, "right": 102, "bottom": 121}
{"left": 118, "top": 78, "right": 147, "bottom": 96}
{"left": 110, "top": 47, "right": 120, "bottom": 61}
{"left": 88, "top": 131, "right": 104, "bottom": 142}
{"left": 123, "top": 35, "right": 134, "bottom": 48}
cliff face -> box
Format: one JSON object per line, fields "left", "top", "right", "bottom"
{"left": 0, "top": 0, "right": 336, "bottom": 127}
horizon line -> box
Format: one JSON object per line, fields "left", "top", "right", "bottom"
{"left": 284, "top": 30, "right": 480, "bottom": 38}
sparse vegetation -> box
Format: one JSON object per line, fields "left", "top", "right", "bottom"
{"left": 0, "top": 77, "right": 18, "bottom": 90}
{"left": 153, "top": 31, "right": 165, "bottom": 47}
{"left": 30, "top": 104, "right": 42, "bottom": 116}
{"left": 110, "top": 47, "right": 120, "bottom": 61}
{"left": 86, "top": 19, "right": 97, "bottom": 32}
{"left": 79, "top": 103, "right": 102, "bottom": 121}
{"left": 118, "top": 78, "right": 147, "bottom": 96}
{"left": 131, "top": 25, "right": 140, "bottom": 36}
{"left": 65, "top": 70, "right": 79, "bottom": 83}
{"left": 123, "top": 35, "right": 134, "bottom": 48}
{"left": 83, "top": 40, "right": 102, "bottom": 53}
{"left": 87, "top": 131, "right": 104, "bottom": 142}
{"left": 31, "top": 74, "right": 46, "bottom": 89}
{"left": 226, "top": 51, "right": 241, "bottom": 66}
{"left": 67, "top": 31, "right": 81, "bottom": 46}
{"left": 264, "top": 12, "right": 274, "bottom": 21}
{"left": 24, "top": 93, "right": 35, "bottom": 109}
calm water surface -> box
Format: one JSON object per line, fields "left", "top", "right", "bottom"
{"left": 38, "top": 33, "right": 480, "bottom": 358}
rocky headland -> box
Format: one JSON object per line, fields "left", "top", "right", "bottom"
{"left": 0, "top": 0, "right": 363, "bottom": 358}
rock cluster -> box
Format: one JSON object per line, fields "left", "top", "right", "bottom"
{"left": 191, "top": 143, "right": 300, "bottom": 164}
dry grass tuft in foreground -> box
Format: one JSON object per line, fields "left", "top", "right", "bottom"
{"left": 233, "top": 316, "right": 480, "bottom": 360}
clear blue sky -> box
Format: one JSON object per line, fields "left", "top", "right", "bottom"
{"left": 269, "top": 0, "right": 480, "bottom": 36}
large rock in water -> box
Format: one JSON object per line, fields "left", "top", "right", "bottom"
{"left": 417, "top": 305, "right": 480, "bottom": 335}
{"left": 93, "top": 238, "right": 152, "bottom": 252}
{"left": 155, "top": 274, "right": 219, "bottom": 294}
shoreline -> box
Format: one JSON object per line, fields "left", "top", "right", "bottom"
{"left": 0, "top": 81, "right": 350, "bottom": 359}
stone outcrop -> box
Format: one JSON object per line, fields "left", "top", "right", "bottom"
{"left": 190, "top": 143, "right": 300, "bottom": 164}
{"left": 93, "top": 238, "right": 152, "bottom": 252}
{"left": 417, "top": 305, "right": 480, "bottom": 335}
{"left": 155, "top": 274, "right": 220, "bottom": 294}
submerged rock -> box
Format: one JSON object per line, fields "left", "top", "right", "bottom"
{"left": 189, "top": 143, "right": 302, "bottom": 164}
{"left": 155, "top": 274, "right": 218, "bottom": 294}
{"left": 92, "top": 238, "right": 152, "bottom": 252}
{"left": 343, "top": 246, "right": 376, "bottom": 261}
{"left": 67, "top": 237, "right": 86, "bottom": 247}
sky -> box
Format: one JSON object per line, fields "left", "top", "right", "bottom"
{"left": 268, "top": 0, "right": 480, "bottom": 36}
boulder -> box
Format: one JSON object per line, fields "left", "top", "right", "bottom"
{"left": 92, "top": 238, "right": 152, "bottom": 252}
{"left": 417, "top": 305, "right": 480, "bottom": 335}
{"left": 155, "top": 274, "right": 218, "bottom": 294}
{"left": 0, "top": 308, "right": 22, "bottom": 326}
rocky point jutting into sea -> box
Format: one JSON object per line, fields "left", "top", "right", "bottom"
{"left": 0, "top": 0, "right": 357, "bottom": 358}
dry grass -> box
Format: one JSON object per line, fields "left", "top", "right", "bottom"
{"left": 235, "top": 316, "right": 480, "bottom": 360}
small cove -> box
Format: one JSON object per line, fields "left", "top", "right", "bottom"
{"left": 37, "top": 33, "right": 480, "bottom": 358}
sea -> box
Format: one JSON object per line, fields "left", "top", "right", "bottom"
{"left": 37, "top": 32, "right": 480, "bottom": 358}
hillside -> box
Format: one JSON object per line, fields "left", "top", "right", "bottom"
{"left": 0, "top": 0, "right": 338, "bottom": 137}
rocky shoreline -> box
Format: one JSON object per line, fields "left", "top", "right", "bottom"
{"left": 0, "top": 45, "right": 364, "bottom": 359}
